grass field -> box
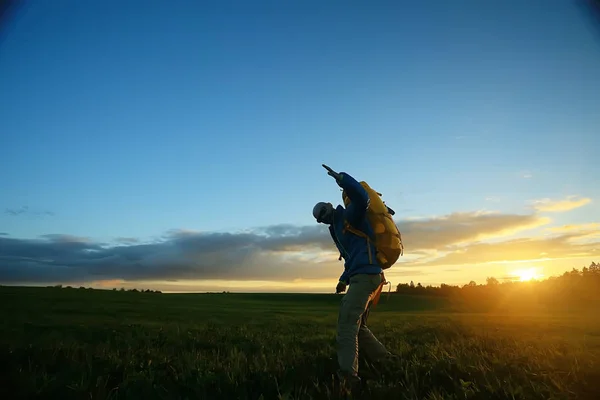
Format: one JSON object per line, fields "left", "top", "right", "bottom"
{"left": 1, "top": 286, "right": 600, "bottom": 399}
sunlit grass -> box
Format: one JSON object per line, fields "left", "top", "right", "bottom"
{"left": 1, "top": 286, "right": 599, "bottom": 399}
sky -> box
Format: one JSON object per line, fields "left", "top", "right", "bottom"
{"left": 1, "top": 0, "right": 599, "bottom": 293}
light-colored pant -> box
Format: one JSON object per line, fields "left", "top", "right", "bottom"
{"left": 337, "top": 273, "right": 391, "bottom": 376}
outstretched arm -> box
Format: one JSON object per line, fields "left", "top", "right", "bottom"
{"left": 337, "top": 172, "right": 369, "bottom": 228}
{"left": 322, "top": 164, "right": 370, "bottom": 228}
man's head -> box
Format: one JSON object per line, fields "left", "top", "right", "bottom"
{"left": 313, "top": 201, "right": 335, "bottom": 224}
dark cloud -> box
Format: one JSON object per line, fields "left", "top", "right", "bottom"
{"left": 115, "top": 237, "right": 139, "bottom": 244}
{"left": 256, "top": 224, "right": 330, "bottom": 252}
{"left": 0, "top": 225, "right": 335, "bottom": 284}
{"left": 40, "top": 234, "right": 91, "bottom": 243}
{"left": 5, "top": 206, "right": 29, "bottom": 216}
{"left": 5, "top": 206, "right": 55, "bottom": 218}
{"left": 0, "top": 210, "right": 593, "bottom": 285}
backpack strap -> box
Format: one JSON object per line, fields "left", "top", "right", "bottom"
{"left": 342, "top": 221, "right": 374, "bottom": 265}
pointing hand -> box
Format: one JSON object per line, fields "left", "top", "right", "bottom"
{"left": 322, "top": 164, "right": 342, "bottom": 182}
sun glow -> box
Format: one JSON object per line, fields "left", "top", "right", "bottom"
{"left": 512, "top": 267, "right": 541, "bottom": 282}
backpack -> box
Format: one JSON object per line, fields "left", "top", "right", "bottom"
{"left": 341, "top": 181, "right": 404, "bottom": 269}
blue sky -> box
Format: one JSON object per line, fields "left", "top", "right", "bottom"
{"left": 0, "top": 1, "right": 599, "bottom": 291}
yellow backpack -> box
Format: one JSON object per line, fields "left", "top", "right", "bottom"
{"left": 342, "top": 181, "right": 404, "bottom": 269}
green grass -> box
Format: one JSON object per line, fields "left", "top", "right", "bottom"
{"left": 1, "top": 287, "right": 600, "bottom": 399}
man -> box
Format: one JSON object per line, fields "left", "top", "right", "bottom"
{"left": 312, "top": 164, "right": 394, "bottom": 386}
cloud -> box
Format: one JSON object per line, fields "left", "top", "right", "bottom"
{"left": 400, "top": 211, "right": 550, "bottom": 250}
{"left": 547, "top": 223, "right": 600, "bottom": 233}
{"left": 0, "top": 225, "right": 337, "bottom": 285}
{"left": 40, "top": 234, "right": 91, "bottom": 243}
{"left": 413, "top": 232, "right": 598, "bottom": 268}
{"left": 517, "top": 170, "right": 533, "bottom": 179}
{"left": 0, "top": 209, "right": 567, "bottom": 286}
{"left": 498, "top": 275, "right": 521, "bottom": 282}
{"left": 5, "top": 206, "right": 29, "bottom": 216}
{"left": 115, "top": 237, "right": 139, "bottom": 244}
{"left": 95, "top": 279, "right": 125, "bottom": 288}
{"left": 0, "top": 233, "right": 8, "bottom": 236}
{"left": 531, "top": 196, "right": 592, "bottom": 213}
{"left": 5, "top": 206, "right": 55, "bottom": 217}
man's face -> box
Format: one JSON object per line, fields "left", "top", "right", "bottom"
{"left": 316, "top": 203, "right": 334, "bottom": 225}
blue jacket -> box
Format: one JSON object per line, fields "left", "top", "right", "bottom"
{"left": 328, "top": 172, "right": 382, "bottom": 284}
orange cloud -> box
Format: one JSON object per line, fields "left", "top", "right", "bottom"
{"left": 406, "top": 231, "right": 598, "bottom": 268}
{"left": 531, "top": 196, "right": 591, "bottom": 212}
{"left": 399, "top": 211, "right": 550, "bottom": 251}
{"left": 94, "top": 279, "right": 125, "bottom": 288}
{"left": 382, "top": 211, "right": 599, "bottom": 286}
{"left": 547, "top": 223, "right": 600, "bottom": 233}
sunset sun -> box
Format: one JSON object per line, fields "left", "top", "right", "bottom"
{"left": 513, "top": 267, "right": 541, "bottom": 282}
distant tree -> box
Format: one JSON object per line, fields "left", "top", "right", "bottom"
{"left": 486, "top": 277, "right": 499, "bottom": 286}
{"left": 391, "top": 261, "right": 600, "bottom": 309}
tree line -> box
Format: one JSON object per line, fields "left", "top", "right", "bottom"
{"left": 48, "top": 284, "right": 162, "bottom": 294}
{"left": 394, "top": 261, "right": 600, "bottom": 309}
